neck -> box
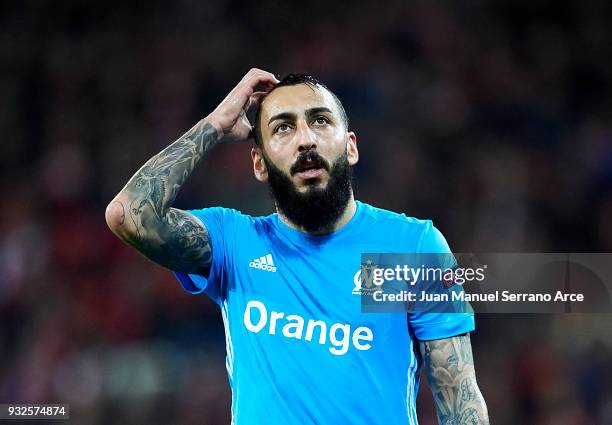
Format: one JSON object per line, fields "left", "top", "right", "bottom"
{"left": 277, "top": 194, "right": 357, "bottom": 235}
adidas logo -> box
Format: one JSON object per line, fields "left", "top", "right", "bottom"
{"left": 249, "top": 254, "right": 277, "bottom": 272}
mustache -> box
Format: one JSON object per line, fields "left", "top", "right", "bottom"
{"left": 289, "top": 151, "right": 331, "bottom": 175}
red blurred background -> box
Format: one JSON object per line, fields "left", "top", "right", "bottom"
{"left": 1, "top": 1, "right": 611, "bottom": 424}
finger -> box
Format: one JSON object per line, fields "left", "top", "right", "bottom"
{"left": 231, "top": 85, "right": 272, "bottom": 112}
{"left": 250, "top": 90, "right": 269, "bottom": 103}
{"left": 243, "top": 68, "right": 279, "bottom": 84}
{"left": 244, "top": 91, "right": 268, "bottom": 113}
{"left": 236, "top": 69, "right": 278, "bottom": 99}
{"left": 241, "top": 71, "right": 279, "bottom": 90}
{"left": 226, "top": 83, "right": 256, "bottom": 108}
{"left": 262, "top": 80, "right": 277, "bottom": 91}
{"left": 224, "top": 71, "right": 277, "bottom": 113}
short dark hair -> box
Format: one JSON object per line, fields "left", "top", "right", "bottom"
{"left": 252, "top": 73, "right": 349, "bottom": 147}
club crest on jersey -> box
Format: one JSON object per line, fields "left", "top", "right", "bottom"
{"left": 352, "top": 260, "right": 383, "bottom": 295}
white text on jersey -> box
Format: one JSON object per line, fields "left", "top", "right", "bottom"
{"left": 243, "top": 300, "right": 374, "bottom": 356}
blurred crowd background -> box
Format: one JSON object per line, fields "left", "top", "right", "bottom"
{"left": 2, "top": 0, "right": 612, "bottom": 424}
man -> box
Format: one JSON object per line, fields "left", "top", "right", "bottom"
{"left": 105, "top": 68, "right": 489, "bottom": 424}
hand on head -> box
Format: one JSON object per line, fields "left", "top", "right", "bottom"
{"left": 206, "top": 68, "right": 279, "bottom": 144}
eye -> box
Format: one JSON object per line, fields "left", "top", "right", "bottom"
{"left": 314, "top": 116, "right": 330, "bottom": 125}
{"left": 274, "top": 123, "right": 292, "bottom": 134}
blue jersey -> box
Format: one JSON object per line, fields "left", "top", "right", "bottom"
{"left": 174, "top": 201, "right": 474, "bottom": 425}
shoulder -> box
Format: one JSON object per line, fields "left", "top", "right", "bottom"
{"left": 357, "top": 201, "right": 450, "bottom": 252}
{"left": 358, "top": 201, "right": 432, "bottom": 231}
{"left": 186, "top": 206, "right": 275, "bottom": 233}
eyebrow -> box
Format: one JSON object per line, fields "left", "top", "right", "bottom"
{"left": 267, "top": 107, "right": 333, "bottom": 126}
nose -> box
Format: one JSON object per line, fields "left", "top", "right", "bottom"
{"left": 296, "top": 121, "right": 317, "bottom": 153}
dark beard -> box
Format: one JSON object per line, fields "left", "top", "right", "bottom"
{"left": 264, "top": 149, "right": 353, "bottom": 234}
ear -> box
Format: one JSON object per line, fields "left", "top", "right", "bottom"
{"left": 251, "top": 147, "right": 268, "bottom": 182}
{"left": 346, "top": 131, "right": 359, "bottom": 166}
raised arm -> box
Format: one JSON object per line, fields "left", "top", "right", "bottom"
{"left": 104, "top": 68, "right": 279, "bottom": 274}
{"left": 419, "top": 334, "right": 489, "bottom": 425}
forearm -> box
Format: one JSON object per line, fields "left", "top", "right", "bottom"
{"left": 106, "top": 119, "right": 219, "bottom": 248}
{"left": 105, "top": 69, "right": 277, "bottom": 273}
{"left": 420, "top": 335, "right": 489, "bottom": 425}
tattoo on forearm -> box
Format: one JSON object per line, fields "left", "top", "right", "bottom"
{"left": 420, "top": 335, "right": 489, "bottom": 425}
{"left": 112, "top": 121, "right": 218, "bottom": 273}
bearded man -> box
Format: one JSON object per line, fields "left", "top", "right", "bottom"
{"left": 105, "top": 68, "right": 489, "bottom": 425}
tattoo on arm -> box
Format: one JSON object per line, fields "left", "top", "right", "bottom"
{"left": 419, "top": 334, "right": 490, "bottom": 425}
{"left": 111, "top": 121, "right": 219, "bottom": 273}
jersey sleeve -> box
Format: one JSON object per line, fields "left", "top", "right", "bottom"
{"left": 408, "top": 220, "right": 475, "bottom": 341}
{"left": 173, "top": 207, "right": 241, "bottom": 304}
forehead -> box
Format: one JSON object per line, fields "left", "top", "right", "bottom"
{"left": 260, "top": 84, "right": 339, "bottom": 122}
